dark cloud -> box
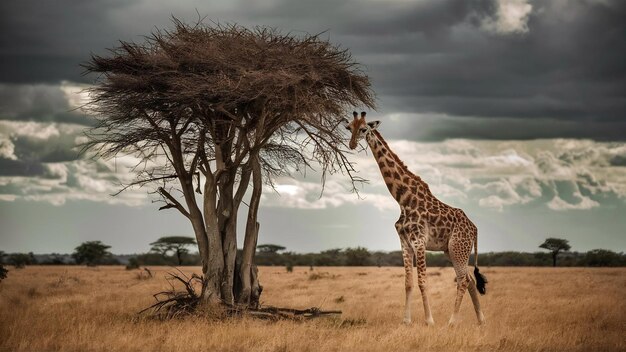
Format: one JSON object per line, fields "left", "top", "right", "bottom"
{"left": 0, "top": 158, "right": 44, "bottom": 176}
{"left": 0, "top": 0, "right": 624, "bottom": 140}
{"left": 609, "top": 155, "right": 626, "bottom": 167}
{"left": 13, "top": 135, "right": 80, "bottom": 163}
{"left": 258, "top": 0, "right": 498, "bottom": 36}
{"left": 369, "top": 0, "right": 626, "bottom": 123}
{"left": 0, "top": 0, "right": 131, "bottom": 84}
{"left": 379, "top": 114, "right": 626, "bottom": 141}
{"left": 0, "top": 118, "right": 84, "bottom": 177}
{"left": 0, "top": 84, "right": 92, "bottom": 125}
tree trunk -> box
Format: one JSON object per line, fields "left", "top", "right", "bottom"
{"left": 218, "top": 171, "right": 239, "bottom": 305}
{"left": 552, "top": 252, "right": 557, "bottom": 267}
{"left": 186, "top": 142, "right": 263, "bottom": 309}
{"left": 237, "top": 155, "right": 263, "bottom": 307}
{"left": 201, "top": 175, "right": 224, "bottom": 304}
{"left": 176, "top": 249, "right": 182, "bottom": 265}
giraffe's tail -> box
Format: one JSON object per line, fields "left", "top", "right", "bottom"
{"left": 473, "top": 236, "right": 487, "bottom": 295}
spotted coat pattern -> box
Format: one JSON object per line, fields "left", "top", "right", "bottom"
{"left": 347, "top": 113, "right": 485, "bottom": 326}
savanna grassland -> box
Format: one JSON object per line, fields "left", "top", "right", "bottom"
{"left": 0, "top": 266, "right": 624, "bottom": 352}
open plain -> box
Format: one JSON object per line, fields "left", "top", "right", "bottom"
{"left": 0, "top": 266, "right": 624, "bottom": 352}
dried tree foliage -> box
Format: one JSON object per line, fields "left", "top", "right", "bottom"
{"left": 81, "top": 19, "right": 375, "bottom": 307}
{"left": 83, "top": 19, "right": 374, "bottom": 184}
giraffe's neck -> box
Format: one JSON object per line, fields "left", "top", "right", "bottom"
{"left": 366, "top": 130, "right": 431, "bottom": 206}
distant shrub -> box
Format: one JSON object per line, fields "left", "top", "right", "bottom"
{"left": 27, "top": 287, "right": 40, "bottom": 298}
{"left": 583, "top": 249, "right": 626, "bottom": 267}
{"left": 132, "top": 252, "right": 179, "bottom": 266}
{"left": 8, "top": 253, "right": 33, "bottom": 268}
{"left": 72, "top": 241, "right": 115, "bottom": 266}
{"left": 135, "top": 268, "right": 153, "bottom": 280}
{"left": 0, "top": 264, "right": 8, "bottom": 282}
{"left": 345, "top": 247, "right": 371, "bottom": 266}
{"left": 126, "top": 257, "right": 140, "bottom": 270}
{"left": 309, "top": 273, "right": 323, "bottom": 280}
{"left": 308, "top": 272, "right": 340, "bottom": 281}
{"left": 285, "top": 262, "right": 293, "bottom": 273}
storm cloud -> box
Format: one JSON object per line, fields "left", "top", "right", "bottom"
{"left": 0, "top": 84, "right": 92, "bottom": 125}
{"left": 1, "top": 0, "right": 624, "bottom": 141}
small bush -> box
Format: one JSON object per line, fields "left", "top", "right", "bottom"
{"left": 50, "top": 275, "right": 81, "bottom": 288}
{"left": 27, "top": 287, "right": 40, "bottom": 298}
{"left": 8, "top": 253, "right": 33, "bottom": 269}
{"left": 126, "top": 257, "right": 140, "bottom": 270}
{"left": 136, "top": 268, "right": 153, "bottom": 280}
{"left": 308, "top": 272, "right": 340, "bottom": 281}
{"left": 285, "top": 262, "right": 293, "bottom": 273}
{"left": 0, "top": 264, "right": 8, "bottom": 282}
{"left": 336, "top": 318, "right": 367, "bottom": 328}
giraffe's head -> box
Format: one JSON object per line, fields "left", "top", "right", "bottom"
{"left": 344, "top": 111, "right": 381, "bottom": 150}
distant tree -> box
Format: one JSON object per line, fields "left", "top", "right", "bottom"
{"left": 426, "top": 252, "right": 451, "bottom": 267}
{"left": 256, "top": 244, "right": 286, "bottom": 254}
{"left": 8, "top": 253, "right": 33, "bottom": 268}
{"left": 150, "top": 236, "right": 197, "bottom": 265}
{"left": 73, "top": 241, "right": 113, "bottom": 266}
{"left": 0, "top": 263, "right": 7, "bottom": 282}
{"left": 539, "top": 238, "right": 571, "bottom": 267}
{"left": 134, "top": 252, "right": 176, "bottom": 266}
{"left": 316, "top": 249, "right": 345, "bottom": 266}
{"left": 0, "top": 251, "right": 6, "bottom": 281}
{"left": 583, "top": 249, "right": 625, "bottom": 267}
{"left": 47, "top": 253, "right": 66, "bottom": 265}
{"left": 345, "top": 247, "right": 371, "bottom": 266}
{"left": 126, "top": 257, "right": 140, "bottom": 270}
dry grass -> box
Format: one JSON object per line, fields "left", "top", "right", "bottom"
{"left": 0, "top": 266, "right": 624, "bottom": 351}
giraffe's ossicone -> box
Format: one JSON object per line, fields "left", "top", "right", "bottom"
{"left": 345, "top": 111, "right": 487, "bottom": 326}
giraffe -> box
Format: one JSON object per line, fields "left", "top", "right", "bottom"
{"left": 345, "top": 111, "right": 487, "bottom": 326}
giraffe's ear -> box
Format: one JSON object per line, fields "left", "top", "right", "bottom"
{"left": 367, "top": 120, "right": 381, "bottom": 130}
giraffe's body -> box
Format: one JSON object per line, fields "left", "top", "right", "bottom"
{"left": 346, "top": 112, "right": 486, "bottom": 326}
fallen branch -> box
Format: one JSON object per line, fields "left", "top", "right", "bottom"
{"left": 138, "top": 271, "right": 341, "bottom": 321}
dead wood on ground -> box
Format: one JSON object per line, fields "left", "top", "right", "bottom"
{"left": 138, "top": 271, "right": 341, "bottom": 321}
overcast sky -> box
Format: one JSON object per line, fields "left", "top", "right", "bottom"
{"left": 1, "top": 0, "right": 625, "bottom": 254}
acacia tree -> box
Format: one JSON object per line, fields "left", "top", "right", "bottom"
{"left": 150, "top": 236, "right": 197, "bottom": 265}
{"left": 0, "top": 251, "right": 7, "bottom": 282}
{"left": 539, "top": 238, "right": 571, "bottom": 267}
{"left": 73, "top": 241, "right": 113, "bottom": 266}
{"left": 257, "top": 244, "right": 286, "bottom": 254}
{"left": 83, "top": 20, "right": 375, "bottom": 307}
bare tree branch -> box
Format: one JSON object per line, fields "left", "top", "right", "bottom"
{"left": 158, "top": 187, "right": 190, "bottom": 219}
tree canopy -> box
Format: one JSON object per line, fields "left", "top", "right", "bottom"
{"left": 73, "top": 241, "right": 113, "bottom": 266}
{"left": 83, "top": 20, "right": 375, "bottom": 191}
{"left": 150, "top": 236, "right": 197, "bottom": 265}
{"left": 257, "top": 244, "right": 286, "bottom": 254}
{"left": 539, "top": 238, "right": 571, "bottom": 267}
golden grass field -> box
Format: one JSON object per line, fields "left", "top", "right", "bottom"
{"left": 0, "top": 265, "right": 624, "bottom": 352}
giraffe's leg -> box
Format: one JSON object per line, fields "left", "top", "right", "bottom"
{"left": 467, "top": 274, "right": 486, "bottom": 324}
{"left": 414, "top": 238, "right": 435, "bottom": 326}
{"left": 400, "top": 243, "right": 414, "bottom": 324}
{"left": 447, "top": 235, "right": 472, "bottom": 326}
